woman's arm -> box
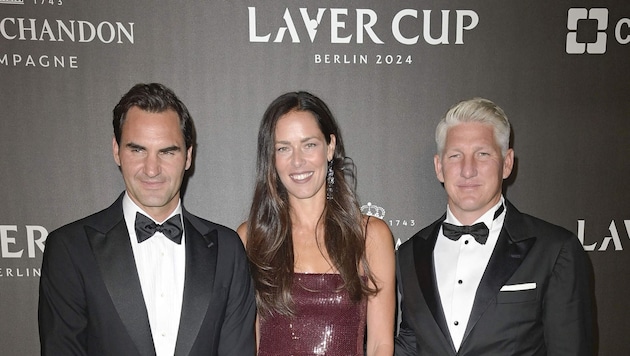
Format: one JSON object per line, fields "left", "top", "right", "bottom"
{"left": 364, "top": 216, "right": 396, "bottom": 356}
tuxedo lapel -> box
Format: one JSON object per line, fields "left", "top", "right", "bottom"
{"left": 462, "top": 201, "right": 536, "bottom": 342}
{"left": 87, "top": 198, "right": 155, "bottom": 356}
{"left": 414, "top": 216, "right": 455, "bottom": 351}
{"left": 174, "top": 211, "right": 218, "bottom": 356}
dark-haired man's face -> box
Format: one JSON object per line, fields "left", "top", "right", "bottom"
{"left": 113, "top": 107, "right": 192, "bottom": 221}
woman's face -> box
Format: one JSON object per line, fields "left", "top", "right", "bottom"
{"left": 273, "top": 110, "right": 336, "bottom": 203}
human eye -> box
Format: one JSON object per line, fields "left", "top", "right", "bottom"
{"left": 276, "top": 145, "right": 289, "bottom": 153}
{"left": 159, "top": 146, "right": 180, "bottom": 156}
{"left": 477, "top": 151, "right": 493, "bottom": 159}
{"left": 127, "top": 144, "right": 145, "bottom": 153}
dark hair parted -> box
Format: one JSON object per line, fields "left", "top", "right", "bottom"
{"left": 113, "top": 83, "right": 195, "bottom": 149}
{"left": 246, "top": 91, "right": 378, "bottom": 317}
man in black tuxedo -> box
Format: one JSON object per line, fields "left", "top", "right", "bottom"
{"left": 38, "top": 83, "right": 256, "bottom": 355}
{"left": 395, "top": 98, "right": 593, "bottom": 355}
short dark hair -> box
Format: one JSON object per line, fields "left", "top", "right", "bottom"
{"left": 113, "top": 83, "right": 195, "bottom": 149}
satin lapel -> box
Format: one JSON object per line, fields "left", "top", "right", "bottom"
{"left": 88, "top": 219, "right": 155, "bottom": 356}
{"left": 462, "top": 207, "right": 536, "bottom": 342}
{"left": 414, "top": 217, "right": 453, "bottom": 349}
{"left": 174, "top": 214, "right": 218, "bottom": 356}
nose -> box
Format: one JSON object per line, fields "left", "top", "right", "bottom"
{"left": 143, "top": 154, "right": 161, "bottom": 177}
{"left": 461, "top": 155, "right": 477, "bottom": 179}
{"left": 290, "top": 149, "right": 305, "bottom": 168}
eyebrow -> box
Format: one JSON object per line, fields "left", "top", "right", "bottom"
{"left": 125, "top": 142, "right": 145, "bottom": 150}
{"left": 125, "top": 142, "right": 182, "bottom": 153}
{"left": 159, "top": 145, "right": 182, "bottom": 153}
{"left": 275, "top": 136, "right": 321, "bottom": 145}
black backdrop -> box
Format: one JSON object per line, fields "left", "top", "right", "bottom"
{"left": 1, "top": 1, "right": 629, "bottom": 354}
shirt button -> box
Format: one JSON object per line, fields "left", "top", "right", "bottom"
{"left": 454, "top": 321, "right": 459, "bottom": 326}
{"left": 458, "top": 280, "right": 463, "bottom": 284}
{"left": 464, "top": 240, "right": 469, "bottom": 244}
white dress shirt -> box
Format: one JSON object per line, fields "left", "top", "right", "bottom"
{"left": 434, "top": 197, "right": 506, "bottom": 351}
{"left": 122, "top": 193, "right": 186, "bottom": 356}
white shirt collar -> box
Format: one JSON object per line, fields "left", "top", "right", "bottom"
{"left": 445, "top": 195, "right": 505, "bottom": 230}
{"left": 122, "top": 192, "right": 183, "bottom": 234}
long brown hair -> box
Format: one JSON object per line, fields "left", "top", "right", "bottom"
{"left": 245, "top": 91, "right": 377, "bottom": 317}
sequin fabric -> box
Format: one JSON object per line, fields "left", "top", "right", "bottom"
{"left": 258, "top": 273, "right": 367, "bottom": 356}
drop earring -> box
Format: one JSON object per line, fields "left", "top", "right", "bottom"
{"left": 326, "top": 160, "right": 334, "bottom": 200}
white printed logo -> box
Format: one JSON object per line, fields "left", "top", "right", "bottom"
{"left": 360, "top": 202, "right": 386, "bottom": 219}
{"left": 566, "top": 8, "right": 608, "bottom": 54}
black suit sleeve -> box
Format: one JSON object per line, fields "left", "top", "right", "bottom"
{"left": 217, "top": 237, "right": 256, "bottom": 356}
{"left": 395, "top": 314, "right": 419, "bottom": 356}
{"left": 543, "top": 234, "right": 594, "bottom": 356}
{"left": 38, "top": 232, "right": 88, "bottom": 356}
{"left": 394, "top": 253, "right": 418, "bottom": 356}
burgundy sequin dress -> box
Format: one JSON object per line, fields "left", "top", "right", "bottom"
{"left": 258, "top": 273, "right": 367, "bottom": 356}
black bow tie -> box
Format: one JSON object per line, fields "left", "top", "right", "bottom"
{"left": 135, "top": 212, "right": 183, "bottom": 244}
{"left": 442, "top": 222, "right": 490, "bottom": 244}
{"left": 441, "top": 205, "right": 505, "bottom": 245}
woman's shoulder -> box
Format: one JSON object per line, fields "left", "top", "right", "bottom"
{"left": 360, "top": 215, "right": 395, "bottom": 280}
{"left": 361, "top": 215, "right": 393, "bottom": 244}
{"left": 236, "top": 221, "right": 248, "bottom": 246}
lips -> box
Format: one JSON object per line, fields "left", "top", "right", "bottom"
{"left": 140, "top": 180, "right": 166, "bottom": 189}
{"left": 289, "top": 172, "right": 314, "bottom": 182}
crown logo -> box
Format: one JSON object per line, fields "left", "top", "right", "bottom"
{"left": 360, "top": 202, "right": 385, "bottom": 220}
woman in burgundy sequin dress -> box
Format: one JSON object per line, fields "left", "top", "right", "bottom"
{"left": 238, "top": 91, "right": 395, "bottom": 356}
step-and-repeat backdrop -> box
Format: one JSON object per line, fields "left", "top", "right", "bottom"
{"left": 1, "top": 1, "right": 629, "bottom": 354}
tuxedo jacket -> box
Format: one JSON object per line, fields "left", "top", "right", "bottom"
{"left": 38, "top": 194, "right": 256, "bottom": 356}
{"left": 395, "top": 200, "right": 593, "bottom": 356}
